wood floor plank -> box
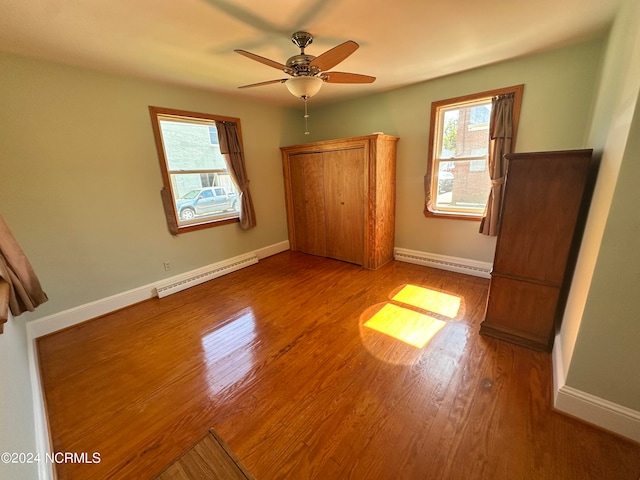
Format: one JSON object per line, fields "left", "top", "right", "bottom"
{"left": 37, "top": 251, "right": 640, "bottom": 479}
{"left": 155, "top": 431, "right": 253, "bottom": 480}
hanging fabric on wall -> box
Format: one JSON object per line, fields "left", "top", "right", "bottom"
{"left": 0, "top": 214, "right": 48, "bottom": 321}
{"left": 216, "top": 122, "right": 257, "bottom": 230}
{"left": 479, "top": 93, "right": 515, "bottom": 236}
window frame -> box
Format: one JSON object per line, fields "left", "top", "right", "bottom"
{"left": 149, "top": 106, "right": 243, "bottom": 234}
{"left": 425, "top": 85, "right": 524, "bottom": 220}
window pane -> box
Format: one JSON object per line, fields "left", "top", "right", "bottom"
{"left": 439, "top": 100, "right": 491, "bottom": 160}
{"left": 150, "top": 107, "right": 244, "bottom": 232}
{"left": 434, "top": 159, "right": 491, "bottom": 213}
{"left": 170, "top": 173, "right": 237, "bottom": 199}
{"left": 159, "top": 120, "right": 227, "bottom": 171}
{"left": 470, "top": 105, "right": 490, "bottom": 125}
{"left": 439, "top": 110, "right": 459, "bottom": 158}
{"left": 171, "top": 174, "right": 239, "bottom": 224}
{"left": 426, "top": 85, "right": 523, "bottom": 219}
{"left": 434, "top": 100, "right": 491, "bottom": 214}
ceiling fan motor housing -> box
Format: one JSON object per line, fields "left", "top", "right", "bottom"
{"left": 286, "top": 54, "right": 320, "bottom": 77}
{"left": 291, "top": 31, "right": 314, "bottom": 51}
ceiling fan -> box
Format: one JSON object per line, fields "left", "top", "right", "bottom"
{"left": 235, "top": 31, "right": 375, "bottom": 100}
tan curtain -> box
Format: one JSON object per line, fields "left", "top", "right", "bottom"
{"left": 479, "top": 93, "right": 515, "bottom": 236}
{"left": 160, "top": 188, "right": 179, "bottom": 235}
{"left": 0, "top": 214, "right": 48, "bottom": 317}
{"left": 216, "top": 121, "right": 257, "bottom": 230}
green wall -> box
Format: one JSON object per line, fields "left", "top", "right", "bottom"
{"left": 0, "top": 53, "right": 294, "bottom": 318}
{"left": 567, "top": 95, "right": 640, "bottom": 408}
{"left": 0, "top": 38, "right": 606, "bottom": 319}
{"left": 293, "top": 38, "right": 605, "bottom": 262}
{"left": 0, "top": 13, "right": 637, "bottom": 468}
{"left": 562, "top": 0, "right": 640, "bottom": 410}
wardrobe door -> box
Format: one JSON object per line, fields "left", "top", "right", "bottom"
{"left": 481, "top": 149, "right": 594, "bottom": 351}
{"left": 290, "top": 153, "right": 326, "bottom": 257}
{"left": 493, "top": 155, "right": 590, "bottom": 284}
{"left": 323, "top": 148, "right": 365, "bottom": 265}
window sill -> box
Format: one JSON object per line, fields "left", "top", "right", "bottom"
{"left": 423, "top": 209, "right": 483, "bottom": 221}
{"left": 0, "top": 279, "right": 9, "bottom": 334}
{"left": 175, "top": 216, "right": 239, "bottom": 234}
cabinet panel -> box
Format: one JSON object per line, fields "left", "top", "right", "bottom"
{"left": 493, "top": 155, "right": 591, "bottom": 284}
{"left": 290, "top": 153, "right": 326, "bottom": 257}
{"left": 281, "top": 134, "right": 399, "bottom": 270}
{"left": 324, "top": 148, "right": 365, "bottom": 265}
{"left": 481, "top": 149, "right": 595, "bottom": 352}
{"left": 481, "top": 275, "right": 560, "bottom": 350}
{"left": 369, "top": 139, "right": 397, "bottom": 269}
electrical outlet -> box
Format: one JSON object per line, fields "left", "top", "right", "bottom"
{"left": 163, "top": 261, "right": 171, "bottom": 271}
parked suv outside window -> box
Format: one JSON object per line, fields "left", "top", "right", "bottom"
{"left": 176, "top": 187, "right": 238, "bottom": 221}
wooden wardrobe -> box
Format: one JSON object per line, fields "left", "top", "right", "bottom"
{"left": 281, "top": 134, "right": 399, "bottom": 270}
{"left": 480, "top": 149, "right": 596, "bottom": 351}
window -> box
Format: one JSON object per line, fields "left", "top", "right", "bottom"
{"left": 149, "top": 107, "right": 243, "bottom": 233}
{"left": 425, "top": 85, "right": 523, "bottom": 219}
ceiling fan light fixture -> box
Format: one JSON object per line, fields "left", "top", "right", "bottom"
{"left": 286, "top": 76, "right": 323, "bottom": 99}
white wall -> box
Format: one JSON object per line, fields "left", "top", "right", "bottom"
{"left": 557, "top": 0, "right": 640, "bottom": 411}
{"left": 0, "top": 314, "right": 38, "bottom": 479}
{"left": 566, "top": 95, "right": 640, "bottom": 411}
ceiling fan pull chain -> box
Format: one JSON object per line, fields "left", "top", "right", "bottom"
{"left": 303, "top": 96, "right": 310, "bottom": 135}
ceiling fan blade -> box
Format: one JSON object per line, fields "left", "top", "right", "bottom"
{"left": 235, "top": 50, "right": 287, "bottom": 71}
{"left": 309, "top": 41, "right": 359, "bottom": 71}
{"left": 323, "top": 72, "right": 376, "bottom": 84}
{"left": 238, "top": 79, "right": 288, "bottom": 89}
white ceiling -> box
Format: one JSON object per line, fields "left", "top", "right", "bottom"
{"left": 0, "top": 0, "right": 621, "bottom": 107}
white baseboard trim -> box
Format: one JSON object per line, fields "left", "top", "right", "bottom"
{"left": 552, "top": 336, "right": 640, "bottom": 442}
{"left": 555, "top": 385, "right": 640, "bottom": 443}
{"left": 155, "top": 242, "right": 290, "bottom": 298}
{"left": 27, "top": 241, "right": 290, "bottom": 339}
{"left": 27, "top": 334, "right": 55, "bottom": 480}
{"left": 394, "top": 247, "right": 492, "bottom": 279}
{"left": 156, "top": 252, "right": 258, "bottom": 298}
{"left": 28, "top": 282, "right": 159, "bottom": 339}
{"left": 26, "top": 241, "right": 290, "bottom": 480}
{"left": 255, "top": 240, "right": 290, "bottom": 259}
{"left": 551, "top": 335, "right": 566, "bottom": 406}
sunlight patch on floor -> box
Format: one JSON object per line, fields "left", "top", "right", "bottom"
{"left": 391, "top": 284, "right": 461, "bottom": 318}
{"left": 364, "top": 303, "right": 446, "bottom": 348}
{"left": 359, "top": 284, "right": 464, "bottom": 365}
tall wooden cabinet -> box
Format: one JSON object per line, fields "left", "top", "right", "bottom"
{"left": 480, "top": 149, "right": 596, "bottom": 351}
{"left": 281, "top": 134, "right": 399, "bottom": 270}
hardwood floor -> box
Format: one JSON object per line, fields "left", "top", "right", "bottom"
{"left": 155, "top": 430, "right": 254, "bottom": 480}
{"left": 37, "top": 251, "right": 640, "bottom": 479}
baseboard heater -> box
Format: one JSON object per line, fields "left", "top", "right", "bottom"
{"left": 155, "top": 253, "right": 259, "bottom": 298}
{"left": 394, "top": 248, "right": 492, "bottom": 279}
